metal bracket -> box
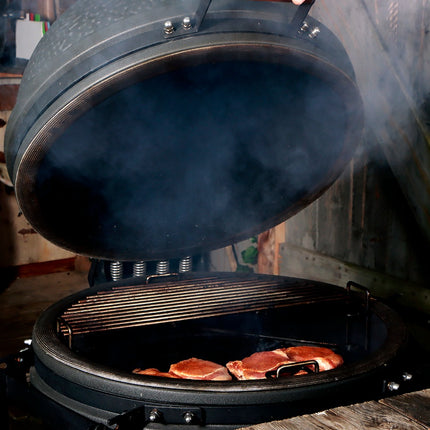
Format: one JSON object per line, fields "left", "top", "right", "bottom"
{"left": 162, "top": 0, "right": 211, "bottom": 38}
{"left": 163, "top": 0, "right": 316, "bottom": 38}
{"left": 290, "top": 0, "right": 316, "bottom": 34}
{"left": 108, "top": 404, "right": 204, "bottom": 428}
{"left": 194, "top": 0, "right": 213, "bottom": 33}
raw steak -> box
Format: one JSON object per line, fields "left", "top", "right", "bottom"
{"left": 169, "top": 357, "right": 232, "bottom": 380}
{"left": 226, "top": 349, "right": 293, "bottom": 380}
{"left": 281, "top": 346, "right": 344, "bottom": 371}
{"left": 132, "top": 367, "right": 179, "bottom": 378}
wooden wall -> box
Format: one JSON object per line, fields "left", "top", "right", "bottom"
{"left": 273, "top": 0, "right": 430, "bottom": 312}
{"left": 310, "top": 0, "right": 430, "bottom": 243}
{"left": 0, "top": 80, "right": 75, "bottom": 268}
{"left": 0, "top": 1, "right": 79, "bottom": 270}
{"left": 212, "top": 1, "right": 430, "bottom": 314}
{"left": 276, "top": 138, "right": 430, "bottom": 313}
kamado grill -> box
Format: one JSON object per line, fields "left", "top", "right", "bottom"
{"left": 3, "top": 0, "right": 412, "bottom": 428}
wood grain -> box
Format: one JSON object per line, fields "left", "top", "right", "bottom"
{"left": 380, "top": 390, "right": 430, "bottom": 427}
{"left": 0, "top": 271, "right": 87, "bottom": 357}
{"left": 242, "top": 390, "right": 430, "bottom": 429}
{"left": 0, "top": 85, "right": 19, "bottom": 110}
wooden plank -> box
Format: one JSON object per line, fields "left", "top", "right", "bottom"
{"left": 225, "top": 245, "right": 238, "bottom": 272}
{"left": 15, "top": 257, "right": 77, "bottom": 278}
{"left": 310, "top": 0, "right": 430, "bottom": 242}
{"left": 257, "top": 229, "right": 275, "bottom": 275}
{"left": 242, "top": 392, "right": 430, "bottom": 430}
{"left": 0, "top": 258, "right": 78, "bottom": 284}
{"left": 380, "top": 389, "right": 430, "bottom": 427}
{"left": 0, "top": 271, "right": 87, "bottom": 357}
{"left": 0, "top": 72, "right": 23, "bottom": 78}
{"left": 0, "top": 85, "right": 20, "bottom": 110}
{"left": 278, "top": 242, "right": 430, "bottom": 313}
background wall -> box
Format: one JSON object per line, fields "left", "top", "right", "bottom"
{"left": 212, "top": 0, "right": 430, "bottom": 316}
{"left": 0, "top": 79, "right": 75, "bottom": 268}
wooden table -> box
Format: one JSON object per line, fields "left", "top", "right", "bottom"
{"left": 242, "top": 389, "right": 430, "bottom": 429}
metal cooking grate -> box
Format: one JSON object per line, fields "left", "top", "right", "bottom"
{"left": 57, "top": 274, "right": 347, "bottom": 343}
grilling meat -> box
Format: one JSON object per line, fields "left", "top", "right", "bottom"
{"left": 133, "top": 347, "right": 342, "bottom": 381}
{"left": 132, "top": 367, "right": 180, "bottom": 378}
{"left": 226, "top": 346, "right": 343, "bottom": 380}
{"left": 226, "top": 349, "right": 294, "bottom": 380}
{"left": 281, "top": 346, "right": 344, "bottom": 371}
{"left": 169, "top": 357, "right": 232, "bottom": 380}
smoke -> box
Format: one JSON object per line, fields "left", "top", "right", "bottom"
{"left": 311, "top": 0, "right": 430, "bottom": 239}
{"left": 18, "top": 0, "right": 430, "bottom": 260}
{"left": 323, "top": 1, "right": 428, "bottom": 153}
{"left": 34, "top": 56, "right": 352, "bottom": 260}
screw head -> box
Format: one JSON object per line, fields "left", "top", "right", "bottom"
{"left": 387, "top": 381, "right": 400, "bottom": 391}
{"left": 183, "top": 411, "right": 194, "bottom": 424}
{"left": 299, "top": 21, "right": 309, "bottom": 33}
{"left": 402, "top": 372, "right": 413, "bottom": 381}
{"left": 148, "top": 408, "right": 162, "bottom": 422}
{"left": 182, "top": 16, "right": 192, "bottom": 29}
{"left": 308, "top": 26, "right": 320, "bottom": 39}
{"left": 164, "top": 20, "right": 174, "bottom": 34}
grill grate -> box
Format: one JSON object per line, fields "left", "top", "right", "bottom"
{"left": 57, "top": 274, "right": 347, "bottom": 344}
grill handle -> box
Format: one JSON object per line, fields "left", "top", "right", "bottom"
{"left": 266, "top": 359, "right": 320, "bottom": 379}
{"left": 346, "top": 281, "right": 371, "bottom": 312}
{"left": 146, "top": 273, "right": 180, "bottom": 284}
{"left": 56, "top": 317, "right": 73, "bottom": 350}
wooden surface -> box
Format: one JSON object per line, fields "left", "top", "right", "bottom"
{"left": 0, "top": 270, "right": 88, "bottom": 357}
{"left": 242, "top": 389, "right": 430, "bottom": 429}
{"left": 380, "top": 390, "right": 430, "bottom": 427}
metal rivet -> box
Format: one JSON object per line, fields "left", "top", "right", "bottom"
{"left": 182, "top": 16, "right": 192, "bottom": 29}
{"left": 387, "top": 381, "right": 400, "bottom": 391}
{"left": 402, "top": 372, "right": 413, "bottom": 381}
{"left": 164, "top": 20, "right": 174, "bottom": 34}
{"left": 308, "top": 26, "right": 320, "bottom": 39}
{"left": 183, "top": 411, "right": 194, "bottom": 424}
{"left": 299, "top": 21, "right": 309, "bottom": 34}
{"left": 148, "top": 409, "right": 162, "bottom": 422}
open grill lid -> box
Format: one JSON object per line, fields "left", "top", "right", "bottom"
{"left": 5, "top": 0, "right": 363, "bottom": 260}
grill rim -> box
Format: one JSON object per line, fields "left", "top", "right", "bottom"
{"left": 31, "top": 272, "right": 407, "bottom": 399}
